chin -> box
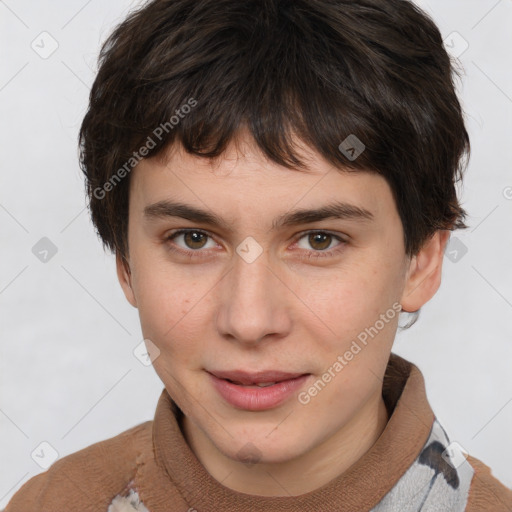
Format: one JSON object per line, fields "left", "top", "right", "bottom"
{"left": 217, "top": 429, "right": 310, "bottom": 466}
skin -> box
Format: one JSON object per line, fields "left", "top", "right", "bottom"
{"left": 116, "top": 130, "right": 450, "bottom": 496}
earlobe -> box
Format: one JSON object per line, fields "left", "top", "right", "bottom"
{"left": 400, "top": 230, "right": 450, "bottom": 313}
{"left": 115, "top": 252, "right": 138, "bottom": 308}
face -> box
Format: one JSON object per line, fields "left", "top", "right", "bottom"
{"left": 117, "top": 131, "right": 445, "bottom": 468}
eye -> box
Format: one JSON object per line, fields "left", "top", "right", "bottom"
{"left": 166, "top": 229, "right": 218, "bottom": 255}
{"left": 294, "top": 231, "right": 346, "bottom": 258}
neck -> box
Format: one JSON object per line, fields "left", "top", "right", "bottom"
{"left": 181, "top": 392, "right": 389, "bottom": 497}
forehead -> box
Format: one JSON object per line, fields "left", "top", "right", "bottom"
{"left": 129, "top": 133, "right": 396, "bottom": 227}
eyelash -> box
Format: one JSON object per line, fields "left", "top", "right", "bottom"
{"left": 164, "top": 229, "right": 347, "bottom": 260}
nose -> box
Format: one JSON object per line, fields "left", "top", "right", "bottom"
{"left": 215, "top": 248, "right": 292, "bottom": 346}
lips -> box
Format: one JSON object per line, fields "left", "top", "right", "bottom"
{"left": 208, "top": 370, "right": 307, "bottom": 386}
{"left": 207, "top": 370, "right": 311, "bottom": 411}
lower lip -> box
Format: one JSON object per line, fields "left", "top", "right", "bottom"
{"left": 208, "top": 373, "right": 310, "bottom": 411}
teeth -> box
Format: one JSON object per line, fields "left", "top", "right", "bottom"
{"left": 255, "top": 382, "right": 276, "bottom": 387}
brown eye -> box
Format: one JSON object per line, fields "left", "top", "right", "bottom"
{"left": 167, "top": 229, "right": 216, "bottom": 252}
{"left": 294, "top": 230, "right": 347, "bottom": 260}
{"left": 307, "top": 232, "right": 332, "bottom": 251}
{"left": 182, "top": 231, "right": 208, "bottom": 249}
{"left": 297, "top": 232, "right": 339, "bottom": 251}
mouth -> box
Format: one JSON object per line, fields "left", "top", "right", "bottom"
{"left": 207, "top": 370, "right": 311, "bottom": 411}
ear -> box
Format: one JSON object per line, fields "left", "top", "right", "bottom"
{"left": 116, "top": 252, "right": 137, "bottom": 308}
{"left": 400, "top": 230, "right": 450, "bottom": 313}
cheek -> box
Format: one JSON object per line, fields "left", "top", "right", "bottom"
{"left": 293, "top": 261, "right": 403, "bottom": 381}
{"left": 296, "top": 261, "right": 398, "bottom": 337}
{"left": 131, "top": 259, "right": 200, "bottom": 351}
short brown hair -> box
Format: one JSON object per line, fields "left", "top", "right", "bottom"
{"left": 79, "top": 0, "right": 470, "bottom": 260}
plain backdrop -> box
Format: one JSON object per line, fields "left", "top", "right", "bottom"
{"left": 1, "top": 0, "right": 511, "bottom": 507}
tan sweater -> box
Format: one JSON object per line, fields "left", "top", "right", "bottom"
{"left": 4, "top": 353, "right": 512, "bottom": 511}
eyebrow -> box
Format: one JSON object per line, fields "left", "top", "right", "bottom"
{"left": 143, "top": 199, "right": 374, "bottom": 231}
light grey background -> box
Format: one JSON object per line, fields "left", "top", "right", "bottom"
{"left": 1, "top": 0, "right": 511, "bottom": 507}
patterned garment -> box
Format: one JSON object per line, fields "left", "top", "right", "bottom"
{"left": 371, "top": 419, "right": 473, "bottom": 511}
{"left": 107, "top": 418, "right": 474, "bottom": 512}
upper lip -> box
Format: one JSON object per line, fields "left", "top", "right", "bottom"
{"left": 207, "top": 370, "right": 308, "bottom": 385}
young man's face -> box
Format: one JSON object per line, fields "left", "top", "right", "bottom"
{"left": 117, "top": 131, "right": 444, "bottom": 488}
